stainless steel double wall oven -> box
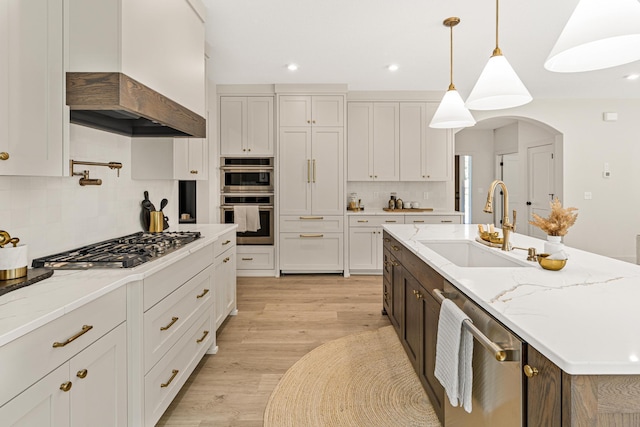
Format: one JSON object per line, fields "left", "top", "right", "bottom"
{"left": 220, "top": 157, "right": 274, "bottom": 245}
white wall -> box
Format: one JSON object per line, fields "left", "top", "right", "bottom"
{"left": 473, "top": 98, "right": 640, "bottom": 263}
{"left": 0, "top": 125, "right": 176, "bottom": 262}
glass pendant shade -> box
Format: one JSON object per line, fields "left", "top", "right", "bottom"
{"left": 465, "top": 55, "right": 532, "bottom": 110}
{"left": 544, "top": 0, "right": 640, "bottom": 72}
{"left": 430, "top": 89, "right": 476, "bottom": 128}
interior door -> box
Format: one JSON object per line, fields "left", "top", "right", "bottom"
{"left": 527, "top": 144, "right": 555, "bottom": 238}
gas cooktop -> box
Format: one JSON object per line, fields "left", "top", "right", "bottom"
{"left": 31, "top": 231, "right": 201, "bottom": 269}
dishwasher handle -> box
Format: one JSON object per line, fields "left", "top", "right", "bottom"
{"left": 432, "top": 288, "right": 515, "bottom": 362}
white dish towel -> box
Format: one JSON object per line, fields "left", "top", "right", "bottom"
{"left": 434, "top": 299, "right": 474, "bottom": 413}
{"left": 233, "top": 206, "right": 261, "bottom": 233}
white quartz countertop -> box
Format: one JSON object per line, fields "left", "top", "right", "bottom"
{"left": 0, "top": 224, "right": 236, "bottom": 347}
{"left": 346, "top": 209, "right": 463, "bottom": 216}
{"left": 383, "top": 224, "right": 640, "bottom": 375}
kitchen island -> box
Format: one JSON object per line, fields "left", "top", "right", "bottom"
{"left": 0, "top": 223, "right": 236, "bottom": 427}
{"left": 384, "top": 223, "right": 640, "bottom": 426}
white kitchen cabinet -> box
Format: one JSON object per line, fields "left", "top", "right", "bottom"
{"left": 131, "top": 137, "right": 208, "bottom": 181}
{"left": 237, "top": 246, "right": 275, "bottom": 272}
{"left": 0, "top": 0, "right": 66, "bottom": 177}
{"left": 279, "top": 95, "right": 343, "bottom": 127}
{"left": 220, "top": 96, "right": 274, "bottom": 156}
{"left": 399, "top": 102, "right": 453, "bottom": 181}
{"left": 348, "top": 215, "right": 404, "bottom": 273}
{"left": 347, "top": 102, "right": 399, "bottom": 181}
{"left": 69, "top": 0, "right": 206, "bottom": 116}
{"left": 213, "top": 230, "right": 237, "bottom": 329}
{"left": 279, "top": 232, "right": 344, "bottom": 272}
{"left": 405, "top": 214, "right": 462, "bottom": 224}
{"left": 0, "top": 289, "right": 127, "bottom": 427}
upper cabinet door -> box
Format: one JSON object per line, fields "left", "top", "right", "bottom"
{"left": 423, "top": 103, "right": 452, "bottom": 181}
{"left": 347, "top": 103, "right": 374, "bottom": 181}
{"left": 372, "top": 103, "right": 400, "bottom": 181}
{"left": 311, "top": 96, "right": 344, "bottom": 127}
{"left": 220, "top": 97, "right": 247, "bottom": 156}
{"left": 399, "top": 103, "right": 426, "bottom": 181}
{"left": 0, "top": 0, "right": 65, "bottom": 176}
{"left": 279, "top": 96, "right": 312, "bottom": 127}
{"left": 247, "top": 97, "right": 274, "bottom": 155}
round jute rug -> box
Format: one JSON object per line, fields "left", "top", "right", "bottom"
{"left": 263, "top": 325, "right": 442, "bottom": 427}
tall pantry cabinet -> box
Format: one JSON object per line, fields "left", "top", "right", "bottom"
{"left": 277, "top": 90, "right": 346, "bottom": 273}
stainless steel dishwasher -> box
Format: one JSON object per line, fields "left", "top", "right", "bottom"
{"left": 434, "top": 282, "right": 524, "bottom": 427}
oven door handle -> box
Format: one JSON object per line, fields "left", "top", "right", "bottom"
{"left": 220, "top": 166, "right": 274, "bottom": 172}
{"left": 220, "top": 205, "right": 273, "bottom": 211}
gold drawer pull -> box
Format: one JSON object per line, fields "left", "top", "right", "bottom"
{"left": 160, "top": 317, "right": 179, "bottom": 331}
{"left": 300, "top": 234, "right": 323, "bottom": 238}
{"left": 76, "top": 369, "right": 88, "bottom": 379}
{"left": 392, "top": 261, "right": 400, "bottom": 267}
{"left": 60, "top": 381, "right": 72, "bottom": 392}
{"left": 413, "top": 220, "right": 425, "bottom": 223}
{"left": 391, "top": 245, "right": 400, "bottom": 251}
{"left": 299, "top": 216, "right": 324, "bottom": 220}
{"left": 385, "top": 220, "right": 397, "bottom": 223}
{"left": 357, "top": 220, "right": 369, "bottom": 223}
{"left": 53, "top": 325, "right": 93, "bottom": 348}
{"left": 223, "top": 257, "right": 230, "bottom": 263}
{"left": 196, "top": 289, "right": 209, "bottom": 299}
{"left": 524, "top": 365, "right": 539, "bottom": 378}
{"left": 441, "top": 220, "right": 453, "bottom": 223}
{"left": 384, "top": 238, "right": 391, "bottom": 242}
{"left": 196, "top": 330, "right": 210, "bottom": 343}
{"left": 242, "top": 257, "right": 254, "bottom": 261}
{"left": 0, "top": 152, "right": 9, "bottom": 160}
{"left": 190, "top": 170, "right": 198, "bottom": 174}
{"left": 222, "top": 240, "right": 231, "bottom": 245}
{"left": 160, "top": 369, "right": 179, "bottom": 388}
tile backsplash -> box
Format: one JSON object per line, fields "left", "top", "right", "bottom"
{"left": 347, "top": 181, "right": 453, "bottom": 211}
{"left": 0, "top": 125, "right": 176, "bottom": 262}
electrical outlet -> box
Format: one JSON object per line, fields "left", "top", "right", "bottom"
{"left": 584, "top": 192, "right": 592, "bottom": 200}
{"left": 423, "top": 192, "right": 429, "bottom": 199}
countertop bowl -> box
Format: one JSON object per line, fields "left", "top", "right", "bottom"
{"left": 537, "top": 253, "right": 567, "bottom": 271}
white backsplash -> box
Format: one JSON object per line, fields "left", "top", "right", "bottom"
{"left": 0, "top": 125, "right": 177, "bottom": 262}
{"left": 347, "top": 181, "right": 451, "bottom": 211}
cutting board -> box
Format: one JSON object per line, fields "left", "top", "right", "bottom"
{"left": 383, "top": 208, "right": 434, "bottom": 212}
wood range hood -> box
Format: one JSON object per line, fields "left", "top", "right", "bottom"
{"left": 66, "top": 72, "right": 206, "bottom": 138}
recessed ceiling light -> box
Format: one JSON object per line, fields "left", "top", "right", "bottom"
{"left": 287, "top": 63, "right": 299, "bottom": 71}
{"left": 388, "top": 64, "right": 399, "bottom": 72}
{"left": 625, "top": 73, "right": 640, "bottom": 80}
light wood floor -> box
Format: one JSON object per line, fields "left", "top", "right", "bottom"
{"left": 156, "top": 274, "right": 390, "bottom": 427}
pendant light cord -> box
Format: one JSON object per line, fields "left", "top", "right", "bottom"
{"left": 493, "top": 0, "right": 502, "bottom": 56}
{"left": 449, "top": 23, "right": 455, "bottom": 90}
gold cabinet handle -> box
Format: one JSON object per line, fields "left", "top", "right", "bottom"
{"left": 0, "top": 152, "right": 9, "bottom": 160}
{"left": 384, "top": 238, "right": 391, "bottom": 242}
{"left": 53, "top": 325, "right": 93, "bottom": 348}
{"left": 60, "top": 381, "right": 72, "bottom": 392}
{"left": 300, "top": 234, "right": 323, "bottom": 238}
{"left": 524, "top": 365, "right": 539, "bottom": 378}
{"left": 160, "top": 369, "right": 179, "bottom": 388}
{"left": 307, "top": 120, "right": 311, "bottom": 124}
{"left": 299, "top": 216, "right": 324, "bottom": 220}
{"left": 357, "top": 220, "right": 369, "bottom": 223}
{"left": 196, "top": 330, "right": 210, "bottom": 343}
{"left": 441, "top": 220, "right": 453, "bottom": 223}
{"left": 247, "top": 148, "right": 251, "bottom": 152}
{"left": 312, "top": 159, "right": 316, "bottom": 183}
{"left": 307, "top": 159, "right": 311, "bottom": 183}
{"left": 222, "top": 240, "right": 231, "bottom": 245}
{"left": 196, "top": 289, "right": 209, "bottom": 299}
{"left": 391, "top": 261, "right": 400, "bottom": 267}
{"left": 76, "top": 369, "right": 88, "bottom": 379}
{"left": 190, "top": 170, "right": 198, "bottom": 174}
{"left": 413, "top": 220, "right": 425, "bottom": 223}
{"left": 312, "top": 120, "right": 316, "bottom": 124}
{"left": 223, "top": 257, "right": 230, "bottom": 263}
{"left": 391, "top": 245, "right": 400, "bottom": 251}
{"left": 160, "top": 317, "right": 179, "bottom": 331}
{"left": 385, "top": 220, "right": 397, "bottom": 223}
{"left": 242, "top": 257, "right": 254, "bottom": 261}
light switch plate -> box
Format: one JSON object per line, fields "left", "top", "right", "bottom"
{"left": 584, "top": 192, "right": 592, "bottom": 200}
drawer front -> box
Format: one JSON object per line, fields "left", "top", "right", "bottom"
{"left": 237, "top": 247, "right": 274, "bottom": 270}
{"left": 405, "top": 215, "right": 462, "bottom": 224}
{"left": 0, "top": 286, "right": 126, "bottom": 406}
{"left": 382, "top": 232, "right": 404, "bottom": 263}
{"left": 214, "top": 229, "right": 236, "bottom": 258}
{"left": 279, "top": 215, "right": 343, "bottom": 232}
{"left": 144, "top": 309, "right": 214, "bottom": 426}
{"left": 144, "top": 265, "right": 214, "bottom": 372}
{"left": 279, "top": 232, "right": 343, "bottom": 271}
{"left": 349, "top": 215, "right": 405, "bottom": 227}
{"left": 144, "top": 242, "right": 214, "bottom": 311}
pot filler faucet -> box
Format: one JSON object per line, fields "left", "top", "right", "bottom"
{"left": 484, "top": 180, "right": 516, "bottom": 251}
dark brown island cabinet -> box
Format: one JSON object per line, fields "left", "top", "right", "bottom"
{"left": 382, "top": 231, "right": 640, "bottom": 427}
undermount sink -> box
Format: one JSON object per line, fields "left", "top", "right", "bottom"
{"left": 420, "top": 240, "right": 530, "bottom": 268}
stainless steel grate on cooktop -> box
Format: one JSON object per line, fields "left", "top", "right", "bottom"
{"left": 32, "top": 231, "right": 201, "bottom": 269}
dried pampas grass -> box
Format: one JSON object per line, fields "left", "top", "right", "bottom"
{"left": 529, "top": 198, "right": 578, "bottom": 236}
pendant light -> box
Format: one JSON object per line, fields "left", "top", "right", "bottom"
{"left": 430, "top": 17, "right": 476, "bottom": 129}
{"left": 465, "top": 0, "right": 532, "bottom": 110}
{"left": 545, "top": 0, "right": 640, "bottom": 72}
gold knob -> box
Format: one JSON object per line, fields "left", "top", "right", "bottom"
{"left": 524, "top": 365, "right": 539, "bottom": 378}
{"left": 312, "top": 120, "right": 316, "bottom": 124}
{"left": 0, "top": 152, "right": 8, "bottom": 160}
{"left": 76, "top": 369, "right": 88, "bottom": 379}
{"left": 248, "top": 148, "right": 251, "bottom": 151}
{"left": 60, "top": 381, "right": 72, "bottom": 392}
{"left": 307, "top": 120, "right": 311, "bottom": 124}
{"left": 243, "top": 148, "right": 246, "bottom": 151}
{"left": 190, "top": 170, "right": 198, "bottom": 174}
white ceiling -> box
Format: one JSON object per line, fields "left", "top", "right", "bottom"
{"left": 203, "top": 0, "right": 640, "bottom": 100}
